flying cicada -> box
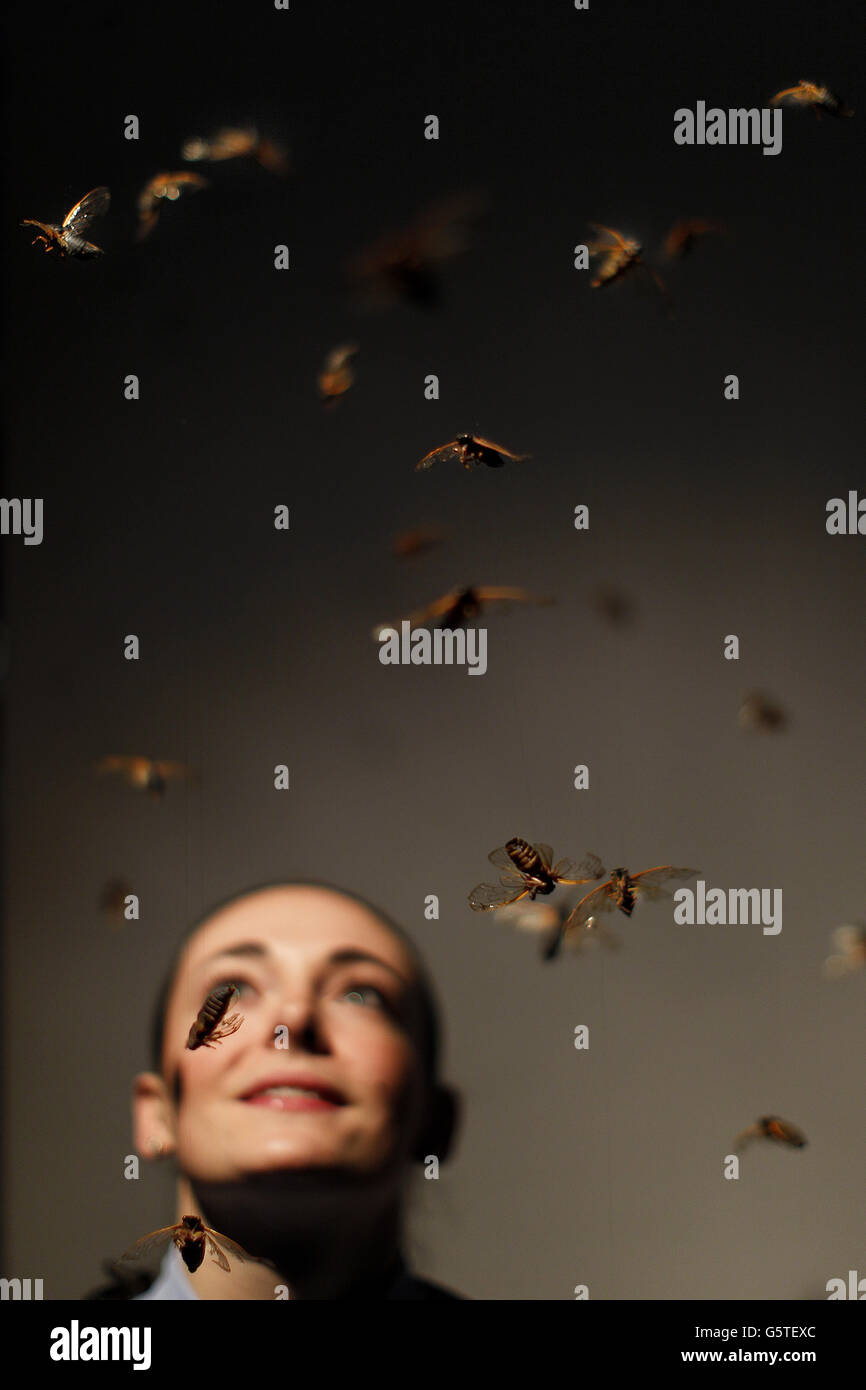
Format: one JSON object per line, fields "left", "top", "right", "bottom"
{"left": 317, "top": 343, "right": 359, "bottom": 405}
{"left": 586, "top": 223, "right": 670, "bottom": 310}
{"left": 21, "top": 186, "right": 110, "bottom": 259}
{"left": 769, "top": 80, "right": 854, "bottom": 118}
{"left": 186, "top": 983, "right": 244, "bottom": 1050}
{"left": 120, "top": 1215, "right": 249, "bottom": 1275}
{"left": 415, "top": 434, "right": 530, "bottom": 471}
{"left": 469, "top": 839, "right": 605, "bottom": 912}
{"left": 182, "top": 125, "right": 289, "bottom": 173}
{"left": 372, "top": 585, "right": 552, "bottom": 638}
{"left": 562, "top": 865, "right": 699, "bottom": 935}
{"left": 734, "top": 1116, "right": 808, "bottom": 1153}
{"left": 94, "top": 755, "right": 192, "bottom": 797}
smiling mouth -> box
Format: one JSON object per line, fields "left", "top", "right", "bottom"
{"left": 242, "top": 1084, "right": 345, "bottom": 1112}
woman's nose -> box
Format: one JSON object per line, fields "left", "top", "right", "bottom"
{"left": 265, "top": 996, "right": 325, "bottom": 1053}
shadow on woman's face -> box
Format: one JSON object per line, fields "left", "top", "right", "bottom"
{"left": 134, "top": 885, "right": 452, "bottom": 1192}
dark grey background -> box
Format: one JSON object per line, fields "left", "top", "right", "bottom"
{"left": 2, "top": 0, "right": 863, "bottom": 1299}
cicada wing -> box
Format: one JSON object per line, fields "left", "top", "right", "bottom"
{"left": 629, "top": 866, "right": 698, "bottom": 903}
{"left": 472, "top": 438, "right": 529, "bottom": 462}
{"left": 415, "top": 443, "right": 461, "bottom": 472}
{"left": 204, "top": 1235, "right": 231, "bottom": 1272}
{"left": 119, "top": 1226, "right": 177, "bottom": 1262}
{"left": 588, "top": 223, "right": 629, "bottom": 248}
{"left": 564, "top": 883, "right": 613, "bottom": 932}
{"left": 63, "top": 187, "right": 110, "bottom": 235}
{"left": 387, "top": 590, "right": 460, "bottom": 632}
{"left": 554, "top": 852, "right": 606, "bottom": 884}
{"left": 469, "top": 881, "right": 527, "bottom": 911}
{"left": 734, "top": 1126, "right": 759, "bottom": 1153}
{"left": 421, "top": 589, "right": 467, "bottom": 622}
{"left": 769, "top": 84, "right": 814, "bottom": 107}
{"left": 206, "top": 1228, "right": 249, "bottom": 1263}
{"left": 579, "top": 853, "right": 607, "bottom": 880}
{"left": 487, "top": 845, "right": 519, "bottom": 872}
{"left": 532, "top": 843, "right": 554, "bottom": 871}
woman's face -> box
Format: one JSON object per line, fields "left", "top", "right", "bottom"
{"left": 145, "top": 887, "right": 431, "bottom": 1182}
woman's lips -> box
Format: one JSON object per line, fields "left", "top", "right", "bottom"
{"left": 245, "top": 1093, "right": 340, "bottom": 1112}
{"left": 240, "top": 1082, "right": 345, "bottom": 1111}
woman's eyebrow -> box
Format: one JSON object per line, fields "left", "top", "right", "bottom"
{"left": 196, "top": 942, "right": 411, "bottom": 986}
{"left": 200, "top": 942, "right": 269, "bottom": 965}
{"left": 326, "top": 948, "right": 410, "bottom": 986}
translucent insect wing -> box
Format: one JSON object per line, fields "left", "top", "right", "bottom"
{"left": 469, "top": 880, "right": 527, "bottom": 910}
{"left": 119, "top": 1227, "right": 177, "bottom": 1262}
{"left": 208, "top": 1228, "right": 248, "bottom": 1262}
{"left": 63, "top": 187, "right": 110, "bottom": 235}
{"left": 415, "top": 443, "right": 462, "bottom": 471}
{"left": 565, "top": 882, "right": 613, "bottom": 931}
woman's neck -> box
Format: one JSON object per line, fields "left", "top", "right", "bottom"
{"left": 174, "top": 1172, "right": 405, "bottom": 1300}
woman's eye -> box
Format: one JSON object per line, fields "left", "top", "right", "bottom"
{"left": 213, "top": 977, "right": 254, "bottom": 999}
{"left": 341, "top": 985, "right": 386, "bottom": 1009}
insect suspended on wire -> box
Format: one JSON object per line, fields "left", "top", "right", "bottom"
{"left": 94, "top": 755, "right": 192, "bottom": 797}
{"left": 317, "top": 343, "right": 358, "bottom": 405}
{"left": 136, "top": 172, "right": 208, "bottom": 240}
{"left": 372, "top": 585, "right": 553, "bottom": 639}
{"left": 120, "top": 1215, "right": 250, "bottom": 1275}
{"left": 768, "top": 80, "right": 854, "bottom": 118}
{"left": 186, "top": 983, "right": 244, "bottom": 1050}
{"left": 415, "top": 434, "right": 530, "bottom": 471}
{"left": 469, "top": 839, "right": 606, "bottom": 912}
{"left": 21, "top": 187, "right": 110, "bottom": 258}
{"left": 562, "top": 865, "right": 700, "bottom": 935}
{"left": 734, "top": 1116, "right": 808, "bottom": 1153}
{"left": 182, "top": 125, "right": 289, "bottom": 173}
{"left": 495, "top": 898, "right": 621, "bottom": 961}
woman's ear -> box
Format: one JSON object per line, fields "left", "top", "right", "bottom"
{"left": 412, "top": 1083, "right": 459, "bottom": 1164}
{"left": 132, "top": 1071, "right": 177, "bottom": 1158}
